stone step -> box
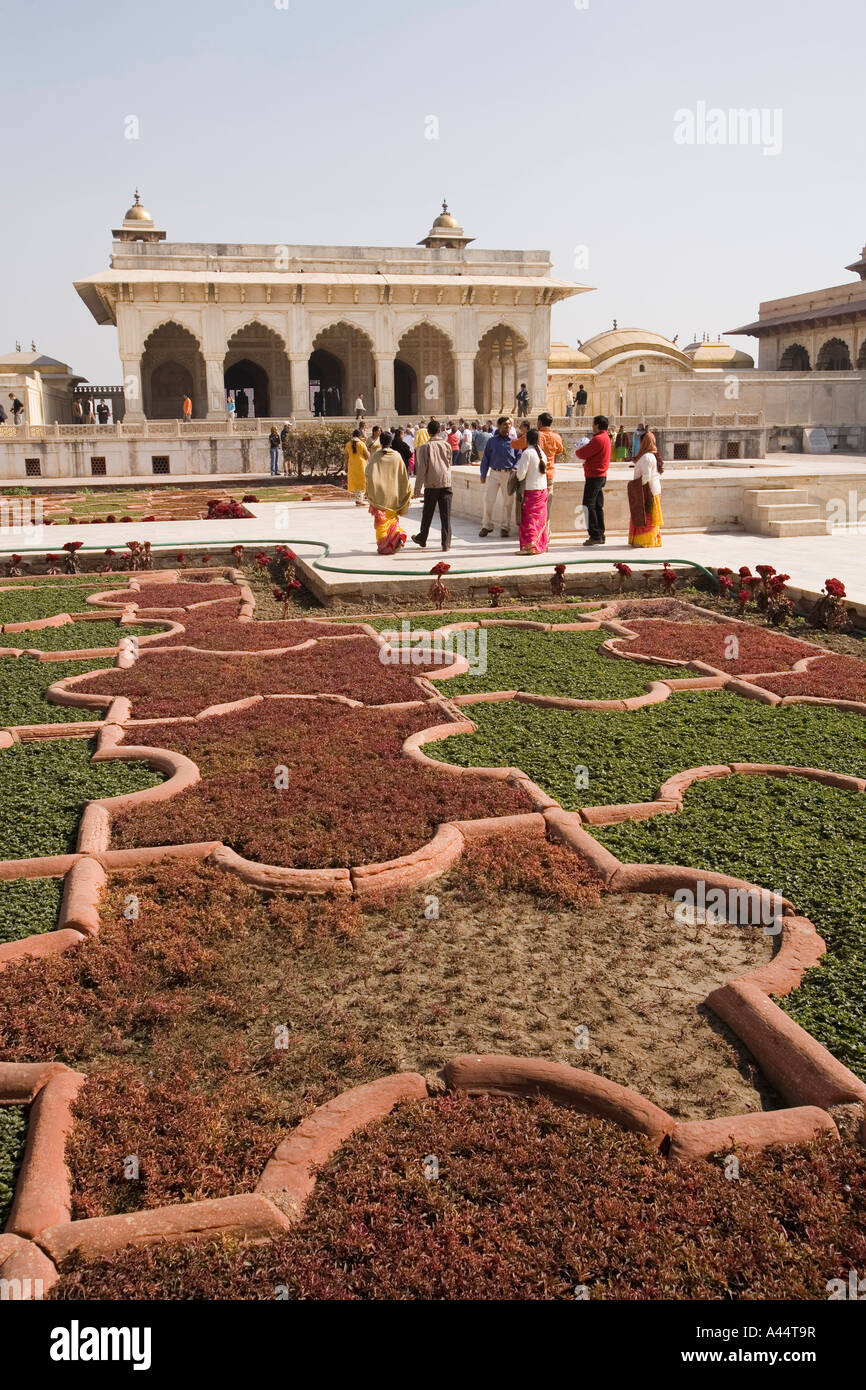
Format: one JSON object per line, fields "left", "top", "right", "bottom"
{"left": 761, "top": 517, "right": 830, "bottom": 538}
{"left": 755, "top": 503, "right": 824, "bottom": 521}
{"left": 743, "top": 487, "right": 811, "bottom": 508}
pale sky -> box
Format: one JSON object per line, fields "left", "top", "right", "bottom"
{"left": 3, "top": 0, "right": 864, "bottom": 382}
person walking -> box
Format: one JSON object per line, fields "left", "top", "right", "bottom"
{"left": 345, "top": 428, "right": 369, "bottom": 505}
{"left": 268, "top": 426, "right": 281, "bottom": 475}
{"left": 411, "top": 419, "right": 453, "bottom": 551}
{"left": 459, "top": 421, "right": 473, "bottom": 466}
{"left": 565, "top": 382, "right": 575, "bottom": 418}
{"left": 472, "top": 419, "right": 491, "bottom": 462}
{"left": 354, "top": 395, "right": 366, "bottom": 421}
{"left": 575, "top": 383, "right": 588, "bottom": 414}
{"left": 613, "top": 426, "right": 630, "bottom": 461}
{"left": 365, "top": 429, "right": 411, "bottom": 554}
{"left": 479, "top": 416, "right": 520, "bottom": 537}
{"left": 391, "top": 426, "right": 412, "bottom": 470}
{"left": 182, "top": 394, "right": 193, "bottom": 424}
{"left": 280, "top": 420, "right": 294, "bottom": 476}
{"left": 516, "top": 382, "right": 530, "bottom": 417}
{"left": 628, "top": 430, "right": 664, "bottom": 547}
{"left": 515, "top": 427, "right": 549, "bottom": 555}
{"left": 575, "top": 414, "right": 611, "bottom": 547}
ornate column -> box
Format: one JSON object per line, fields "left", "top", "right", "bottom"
{"left": 455, "top": 353, "right": 476, "bottom": 416}
{"left": 205, "top": 356, "right": 225, "bottom": 421}
{"left": 374, "top": 352, "right": 395, "bottom": 415}
{"left": 120, "top": 357, "right": 145, "bottom": 423}
{"left": 530, "top": 357, "right": 548, "bottom": 413}
{"left": 290, "top": 355, "right": 312, "bottom": 419}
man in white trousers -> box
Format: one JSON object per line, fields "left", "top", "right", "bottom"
{"left": 479, "top": 415, "right": 521, "bottom": 537}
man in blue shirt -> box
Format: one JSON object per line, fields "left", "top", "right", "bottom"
{"left": 479, "top": 415, "right": 521, "bottom": 537}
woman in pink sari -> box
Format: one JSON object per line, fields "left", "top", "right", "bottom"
{"left": 516, "top": 427, "right": 549, "bottom": 554}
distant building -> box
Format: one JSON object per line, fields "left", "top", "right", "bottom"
{"left": 74, "top": 194, "right": 588, "bottom": 422}
{"left": 0, "top": 350, "right": 85, "bottom": 426}
{"left": 728, "top": 239, "right": 866, "bottom": 372}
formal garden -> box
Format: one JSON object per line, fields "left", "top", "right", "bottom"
{"left": 0, "top": 553, "right": 864, "bottom": 1300}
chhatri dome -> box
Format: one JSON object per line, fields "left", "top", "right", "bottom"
{"left": 112, "top": 191, "right": 165, "bottom": 243}
{"left": 418, "top": 200, "right": 475, "bottom": 250}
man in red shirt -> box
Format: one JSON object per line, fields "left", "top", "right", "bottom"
{"left": 575, "top": 414, "right": 611, "bottom": 546}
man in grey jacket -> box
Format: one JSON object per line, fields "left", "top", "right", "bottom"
{"left": 411, "top": 419, "right": 452, "bottom": 551}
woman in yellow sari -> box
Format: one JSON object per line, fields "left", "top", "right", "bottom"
{"left": 365, "top": 430, "right": 412, "bottom": 554}
{"left": 345, "top": 429, "right": 369, "bottom": 505}
{"left": 628, "top": 430, "right": 664, "bottom": 547}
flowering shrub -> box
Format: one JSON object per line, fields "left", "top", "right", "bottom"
{"left": 487, "top": 584, "right": 504, "bottom": 607}
{"left": 660, "top": 562, "right": 678, "bottom": 593}
{"left": 429, "top": 561, "right": 451, "bottom": 610}
{"left": 808, "top": 579, "right": 852, "bottom": 632}
{"left": 6, "top": 553, "right": 23, "bottom": 577}
{"left": 205, "top": 499, "right": 252, "bottom": 520}
{"left": 550, "top": 563, "right": 567, "bottom": 598}
{"left": 613, "top": 562, "right": 632, "bottom": 593}
{"left": 736, "top": 588, "right": 751, "bottom": 614}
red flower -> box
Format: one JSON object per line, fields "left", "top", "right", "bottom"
{"left": 824, "top": 578, "right": 846, "bottom": 598}
{"left": 756, "top": 565, "right": 776, "bottom": 579}
{"left": 613, "top": 562, "right": 632, "bottom": 577}
{"left": 430, "top": 562, "right": 451, "bottom": 575}
{"left": 242, "top": 494, "right": 259, "bottom": 503}
{"left": 11, "top": 554, "right": 21, "bottom": 564}
{"left": 736, "top": 588, "right": 751, "bottom": 604}
{"left": 105, "top": 548, "right": 116, "bottom": 557}
{"left": 272, "top": 587, "right": 286, "bottom": 601}
{"left": 738, "top": 565, "right": 753, "bottom": 579}
{"left": 718, "top": 575, "right": 734, "bottom": 593}
{"left": 176, "top": 552, "right": 186, "bottom": 564}
{"left": 716, "top": 567, "right": 734, "bottom": 578}
{"left": 63, "top": 540, "right": 83, "bottom": 552}
{"left": 201, "top": 553, "right": 211, "bottom": 564}
{"left": 554, "top": 563, "right": 567, "bottom": 574}
{"left": 488, "top": 584, "right": 504, "bottom": 595}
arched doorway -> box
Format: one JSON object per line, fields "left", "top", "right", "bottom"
{"left": 858, "top": 341, "right": 866, "bottom": 370}
{"left": 394, "top": 359, "right": 418, "bottom": 415}
{"left": 395, "top": 322, "right": 455, "bottom": 416}
{"left": 309, "top": 323, "right": 375, "bottom": 415}
{"left": 474, "top": 324, "right": 529, "bottom": 416}
{"left": 224, "top": 358, "right": 270, "bottom": 418}
{"left": 223, "top": 323, "right": 290, "bottom": 419}
{"left": 779, "top": 343, "right": 811, "bottom": 371}
{"left": 816, "top": 337, "right": 852, "bottom": 371}
{"left": 308, "top": 348, "right": 344, "bottom": 416}
{"left": 141, "top": 322, "right": 206, "bottom": 419}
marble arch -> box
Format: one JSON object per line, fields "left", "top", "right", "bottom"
{"left": 141, "top": 322, "right": 206, "bottom": 420}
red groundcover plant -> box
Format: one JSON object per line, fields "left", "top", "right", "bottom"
{"left": 75, "top": 638, "right": 448, "bottom": 716}
{"left": 752, "top": 653, "right": 866, "bottom": 703}
{"left": 148, "top": 608, "right": 364, "bottom": 650}
{"left": 109, "top": 702, "right": 532, "bottom": 867}
{"left": 614, "top": 619, "right": 818, "bottom": 675}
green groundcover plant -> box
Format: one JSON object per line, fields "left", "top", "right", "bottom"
{"left": 349, "top": 605, "right": 589, "bottom": 630}
{"left": 5, "top": 622, "right": 152, "bottom": 652}
{"left": 0, "top": 737, "right": 162, "bottom": 860}
{"left": 0, "top": 656, "right": 108, "bottom": 727}
{"left": 428, "top": 692, "right": 866, "bottom": 809}
{"left": 0, "top": 1104, "right": 27, "bottom": 1229}
{"left": 436, "top": 627, "right": 684, "bottom": 700}
{"left": 595, "top": 776, "right": 866, "bottom": 1081}
{"left": 0, "top": 876, "right": 63, "bottom": 944}
{"left": 0, "top": 582, "right": 111, "bottom": 625}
